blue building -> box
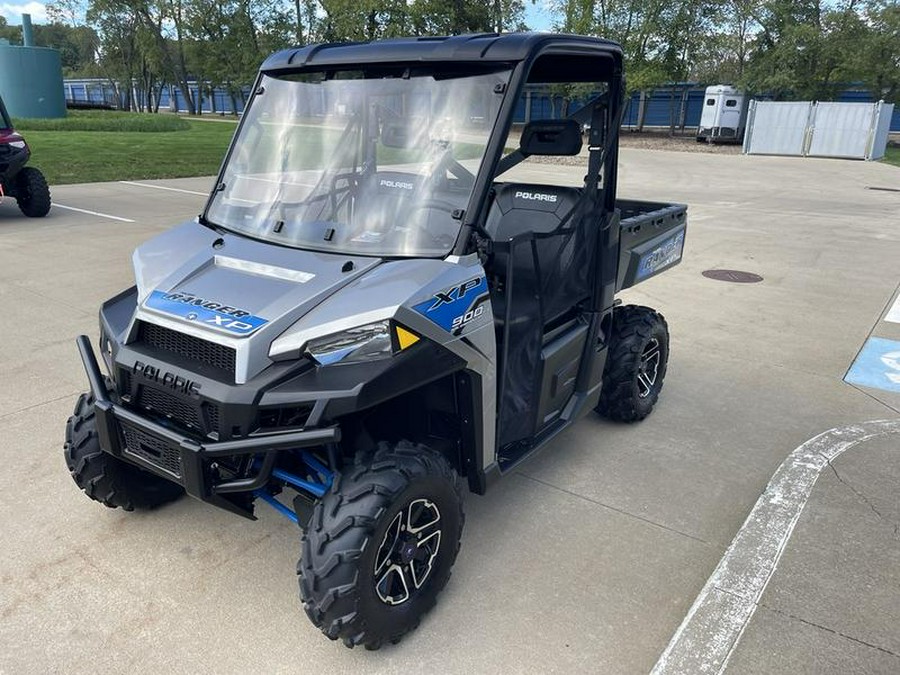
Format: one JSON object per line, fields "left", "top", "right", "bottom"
{"left": 62, "top": 78, "right": 899, "bottom": 132}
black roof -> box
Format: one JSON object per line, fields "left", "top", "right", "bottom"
{"left": 261, "top": 32, "right": 622, "bottom": 74}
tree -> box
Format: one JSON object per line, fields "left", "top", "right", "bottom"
{"left": 851, "top": 1, "right": 900, "bottom": 102}
{"left": 549, "top": 0, "right": 718, "bottom": 92}
{"left": 409, "top": 0, "right": 492, "bottom": 36}
{"left": 738, "top": 0, "right": 899, "bottom": 101}
{"left": 0, "top": 15, "right": 23, "bottom": 43}
{"left": 32, "top": 22, "right": 100, "bottom": 75}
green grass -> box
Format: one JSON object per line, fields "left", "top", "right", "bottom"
{"left": 23, "top": 120, "right": 235, "bottom": 184}
{"left": 20, "top": 114, "right": 487, "bottom": 185}
{"left": 13, "top": 110, "right": 191, "bottom": 133}
{"left": 882, "top": 145, "right": 900, "bottom": 168}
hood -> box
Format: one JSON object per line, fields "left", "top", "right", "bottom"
{"left": 133, "top": 221, "right": 381, "bottom": 381}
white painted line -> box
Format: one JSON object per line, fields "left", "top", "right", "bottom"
{"left": 885, "top": 294, "right": 900, "bottom": 324}
{"left": 118, "top": 180, "right": 210, "bottom": 197}
{"left": 651, "top": 418, "right": 900, "bottom": 675}
{"left": 53, "top": 203, "right": 135, "bottom": 223}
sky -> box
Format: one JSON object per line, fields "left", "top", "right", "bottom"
{"left": 0, "top": 0, "right": 553, "bottom": 32}
{"left": 0, "top": 1, "right": 48, "bottom": 24}
{"left": 525, "top": 2, "right": 554, "bottom": 32}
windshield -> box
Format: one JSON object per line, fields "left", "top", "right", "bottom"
{"left": 206, "top": 68, "right": 510, "bottom": 257}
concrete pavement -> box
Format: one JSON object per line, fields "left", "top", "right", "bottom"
{"left": 727, "top": 433, "right": 900, "bottom": 674}
{"left": 1, "top": 151, "right": 898, "bottom": 673}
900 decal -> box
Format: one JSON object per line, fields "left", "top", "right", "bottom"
{"left": 451, "top": 304, "right": 485, "bottom": 330}
{"left": 413, "top": 276, "right": 490, "bottom": 334}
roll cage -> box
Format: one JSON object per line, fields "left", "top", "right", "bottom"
{"left": 204, "top": 33, "right": 625, "bottom": 261}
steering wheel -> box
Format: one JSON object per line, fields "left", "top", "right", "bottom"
{"left": 329, "top": 172, "right": 359, "bottom": 219}
{"left": 407, "top": 198, "right": 462, "bottom": 247}
{"left": 432, "top": 149, "right": 476, "bottom": 188}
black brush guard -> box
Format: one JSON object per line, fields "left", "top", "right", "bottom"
{"left": 76, "top": 335, "right": 339, "bottom": 518}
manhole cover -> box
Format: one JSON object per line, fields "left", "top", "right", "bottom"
{"left": 702, "top": 269, "right": 764, "bottom": 283}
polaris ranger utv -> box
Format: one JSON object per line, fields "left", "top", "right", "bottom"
{"left": 65, "top": 33, "right": 686, "bottom": 649}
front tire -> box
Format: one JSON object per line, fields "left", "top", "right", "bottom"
{"left": 596, "top": 305, "right": 669, "bottom": 422}
{"left": 14, "top": 167, "right": 51, "bottom": 217}
{"left": 64, "top": 391, "right": 184, "bottom": 510}
{"left": 299, "top": 441, "right": 464, "bottom": 649}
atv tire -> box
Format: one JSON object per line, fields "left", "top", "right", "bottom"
{"left": 14, "top": 167, "right": 51, "bottom": 218}
{"left": 64, "top": 391, "right": 184, "bottom": 510}
{"left": 596, "top": 305, "right": 669, "bottom": 422}
{"left": 299, "top": 441, "right": 464, "bottom": 649}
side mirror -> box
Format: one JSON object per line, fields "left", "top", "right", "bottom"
{"left": 519, "top": 119, "right": 583, "bottom": 156}
{"left": 381, "top": 120, "right": 421, "bottom": 149}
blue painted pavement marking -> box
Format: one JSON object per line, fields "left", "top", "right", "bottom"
{"left": 845, "top": 336, "right": 900, "bottom": 393}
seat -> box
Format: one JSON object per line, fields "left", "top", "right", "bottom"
{"left": 487, "top": 183, "right": 592, "bottom": 450}
{"left": 485, "top": 182, "right": 583, "bottom": 240}
{"left": 351, "top": 171, "right": 423, "bottom": 231}
{"left": 485, "top": 182, "right": 586, "bottom": 328}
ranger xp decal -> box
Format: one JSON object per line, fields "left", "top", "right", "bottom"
{"left": 413, "top": 276, "right": 489, "bottom": 334}
{"left": 636, "top": 231, "right": 685, "bottom": 281}
{"left": 145, "top": 290, "right": 268, "bottom": 335}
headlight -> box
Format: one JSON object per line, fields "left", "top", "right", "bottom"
{"left": 305, "top": 321, "right": 393, "bottom": 365}
{"left": 304, "top": 321, "right": 421, "bottom": 366}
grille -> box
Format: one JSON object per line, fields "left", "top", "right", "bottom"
{"left": 122, "top": 425, "right": 182, "bottom": 478}
{"left": 257, "top": 405, "right": 312, "bottom": 431}
{"left": 206, "top": 404, "right": 220, "bottom": 431}
{"left": 136, "top": 385, "right": 202, "bottom": 430}
{"left": 131, "top": 384, "right": 221, "bottom": 435}
{"left": 138, "top": 322, "right": 236, "bottom": 375}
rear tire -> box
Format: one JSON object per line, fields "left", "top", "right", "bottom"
{"left": 14, "top": 167, "right": 51, "bottom": 217}
{"left": 298, "top": 441, "right": 464, "bottom": 649}
{"left": 64, "top": 391, "right": 184, "bottom": 510}
{"left": 596, "top": 305, "right": 669, "bottom": 422}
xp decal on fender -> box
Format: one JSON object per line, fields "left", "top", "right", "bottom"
{"left": 64, "top": 33, "right": 687, "bottom": 648}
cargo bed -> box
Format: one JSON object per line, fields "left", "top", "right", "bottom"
{"left": 616, "top": 199, "right": 687, "bottom": 290}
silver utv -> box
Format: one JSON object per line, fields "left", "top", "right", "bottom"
{"left": 65, "top": 33, "right": 686, "bottom": 649}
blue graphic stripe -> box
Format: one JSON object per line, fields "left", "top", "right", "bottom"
{"left": 145, "top": 290, "right": 267, "bottom": 335}
{"left": 413, "top": 277, "right": 488, "bottom": 332}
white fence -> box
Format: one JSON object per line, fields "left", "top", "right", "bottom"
{"left": 743, "top": 100, "right": 894, "bottom": 160}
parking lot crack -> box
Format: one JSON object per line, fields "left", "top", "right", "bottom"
{"left": 822, "top": 457, "right": 899, "bottom": 539}
{"left": 761, "top": 605, "right": 900, "bottom": 660}
{"left": 0, "top": 391, "right": 81, "bottom": 420}
{"left": 514, "top": 472, "right": 713, "bottom": 546}
{"left": 845, "top": 383, "right": 900, "bottom": 416}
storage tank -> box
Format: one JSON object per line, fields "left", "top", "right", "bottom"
{"left": 0, "top": 14, "right": 66, "bottom": 119}
{"left": 697, "top": 85, "right": 748, "bottom": 144}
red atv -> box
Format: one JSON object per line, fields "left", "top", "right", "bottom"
{"left": 0, "top": 95, "right": 50, "bottom": 217}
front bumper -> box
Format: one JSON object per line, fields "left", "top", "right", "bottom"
{"left": 77, "top": 335, "right": 339, "bottom": 518}
{"left": 0, "top": 142, "right": 29, "bottom": 183}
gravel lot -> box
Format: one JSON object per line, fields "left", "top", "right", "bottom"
{"left": 618, "top": 129, "right": 743, "bottom": 153}
{"left": 532, "top": 129, "right": 743, "bottom": 166}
